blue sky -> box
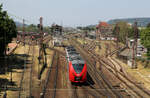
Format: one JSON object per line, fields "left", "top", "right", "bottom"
{"left": 1, "top": 0, "right": 150, "bottom": 27}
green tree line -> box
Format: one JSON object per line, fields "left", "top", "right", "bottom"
{"left": 113, "top": 21, "right": 150, "bottom": 60}
{"left": 140, "top": 26, "right": 150, "bottom": 60}
{"left": 113, "top": 21, "right": 135, "bottom": 43}
{"left": 17, "top": 24, "right": 51, "bottom": 33}
{"left": 0, "top": 4, "right": 17, "bottom": 56}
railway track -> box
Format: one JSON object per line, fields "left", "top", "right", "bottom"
{"left": 29, "top": 43, "right": 35, "bottom": 98}
{"left": 18, "top": 35, "right": 51, "bottom": 46}
{"left": 82, "top": 81, "right": 106, "bottom": 98}
{"left": 46, "top": 46, "right": 66, "bottom": 56}
{"left": 102, "top": 58, "right": 150, "bottom": 97}
{"left": 18, "top": 42, "right": 31, "bottom": 98}
{"left": 70, "top": 39, "right": 123, "bottom": 98}
{"left": 18, "top": 38, "right": 36, "bottom": 98}
{"left": 71, "top": 85, "right": 78, "bottom": 98}
{"left": 71, "top": 84, "right": 96, "bottom": 98}
{"left": 94, "top": 42, "right": 150, "bottom": 97}
{"left": 82, "top": 51, "right": 122, "bottom": 98}
{"left": 72, "top": 38, "right": 150, "bottom": 98}
{"left": 82, "top": 40, "right": 128, "bottom": 97}
{"left": 40, "top": 51, "right": 59, "bottom": 98}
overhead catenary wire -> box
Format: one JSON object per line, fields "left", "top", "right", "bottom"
{"left": 8, "top": 12, "right": 36, "bottom": 25}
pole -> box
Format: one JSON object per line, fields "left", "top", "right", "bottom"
{"left": 115, "top": 24, "right": 120, "bottom": 56}
{"left": 38, "top": 17, "right": 43, "bottom": 79}
{"left": 132, "top": 22, "right": 138, "bottom": 68}
{"left": 134, "top": 22, "right": 138, "bottom": 57}
{"left": 23, "top": 19, "right": 25, "bottom": 46}
{"left": 39, "top": 17, "right": 43, "bottom": 63}
{"left": 132, "top": 40, "right": 135, "bottom": 68}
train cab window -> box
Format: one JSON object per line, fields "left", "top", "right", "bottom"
{"left": 68, "top": 52, "right": 79, "bottom": 55}
{"left": 72, "top": 64, "right": 84, "bottom": 74}
{"left": 70, "top": 56, "right": 82, "bottom": 61}
{"left": 68, "top": 48, "right": 76, "bottom": 51}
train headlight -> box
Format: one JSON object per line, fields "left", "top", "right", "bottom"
{"left": 72, "top": 72, "right": 75, "bottom": 76}
{"left": 81, "top": 73, "right": 84, "bottom": 77}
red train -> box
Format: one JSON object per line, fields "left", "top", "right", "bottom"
{"left": 66, "top": 46, "right": 87, "bottom": 83}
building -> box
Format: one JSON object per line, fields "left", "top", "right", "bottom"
{"left": 119, "top": 38, "right": 147, "bottom": 68}
{"left": 96, "top": 22, "right": 112, "bottom": 33}
{"left": 51, "top": 24, "right": 63, "bottom": 36}
{"left": 87, "top": 32, "right": 96, "bottom": 39}
{"left": 96, "top": 22, "right": 113, "bottom": 40}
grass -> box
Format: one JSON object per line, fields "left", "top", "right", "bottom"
{"left": 115, "top": 57, "right": 150, "bottom": 90}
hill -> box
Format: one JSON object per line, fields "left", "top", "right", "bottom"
{"left": 108, "top": 18, "right": 150, "bottom": 27}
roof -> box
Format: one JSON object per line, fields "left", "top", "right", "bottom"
{"left": 8, "top": 43, "right": 17, "bottom": 48}
{"left": 119, "top": 48, "right": 132, "bottom": 57}
{"left": 96, "top": 22, "right": 109, "bottom": 28}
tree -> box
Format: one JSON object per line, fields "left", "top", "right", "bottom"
{"left": 128, "top": 28, "right": 134, "bottom": 38}
{"left": 113, "top": 24, "right": 120, "bottom": 40}
{"left": 24, "top": 24, "right": 38, "bottom": 32}
{"left": 77, "top": 26, "right": 83, "bottom": 30}
{"left": 0, "top": 4, "right": 17, "bottom": 56}
{"left": 113, "top": 21, "right": 130, "bottom": 43}
{"left": 147, "top": 23, "right": 150, "bottom": 28}
{"left": 140, "top": 28, "right": 150, "bottom": 60}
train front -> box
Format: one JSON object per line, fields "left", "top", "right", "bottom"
{"left": 69, "top": 60, "right": 87, "bottom": 83}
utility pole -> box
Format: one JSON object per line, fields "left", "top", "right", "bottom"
{"left": 115, "top": 24, "right": 120, "bottom": 57}
{"left": 40, "top": 17, "right": 43, "bottom": 49}
{"left": 116, "top": 24, "right": 120, "bottom": 49}
{"left": 96, "top": 27, "right": 98, "bottom": 41}
{"left": 38, "top": 17, "right": 43, "bottom": 63}
{"left": 132, "top": 40, "right": 135, "bottom": 68}
{"left": 105, "top": 43, "right": 109, "bottom": 57}
{"left": 23, "top": 19, "right": 25, "bottom": 46}
{"left": 38, "top": 17, "right": 43, "bottom": 79}
{"left": 134, "top": 22, "right": 139, "bottom": 56}
{"left": 132, "top": 22, "right": 138, "bottom": 68}
{"left": 96, "top": 25, "right": 100, "bottom": 41}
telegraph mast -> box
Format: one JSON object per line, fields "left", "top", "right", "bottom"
{"left": 132, "top": 22, "right": 139, "bottom": 68}
{"left": 38, "top": 17, "right": 43, "bottom": 79}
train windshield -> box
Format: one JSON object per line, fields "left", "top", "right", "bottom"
{"left": 72, "top": 64, "right": 84, "bottom": 74}
{"left": 70, "top": 56, "right": 82, "bottom": 61}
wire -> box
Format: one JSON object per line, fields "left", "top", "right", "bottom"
{"left": 7, "top": 12, "right": 36, "bottom": 25}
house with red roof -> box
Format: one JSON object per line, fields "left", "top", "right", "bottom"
{"left": 96, "top": 22, "right": 113, "bottom": 40}
{"left": 96, "top": 22, "right": 112, "bottom": 34}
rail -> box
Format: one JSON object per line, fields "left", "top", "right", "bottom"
{"left": 71, "top": 38, "right": 150, "bottom": 98}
